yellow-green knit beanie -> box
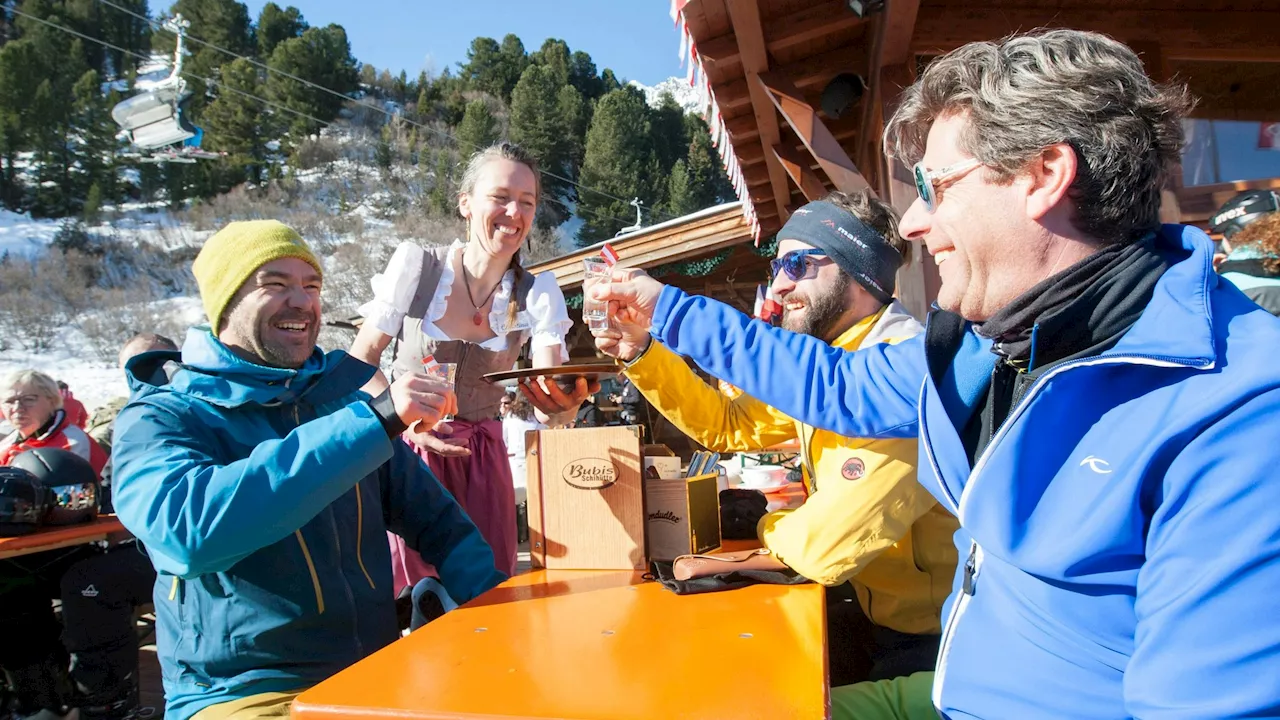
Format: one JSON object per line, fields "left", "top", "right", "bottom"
{"left": 192, "top": 220, "right": 324, "bottom": 332}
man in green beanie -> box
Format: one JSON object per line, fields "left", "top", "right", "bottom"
{"left": 111, "top": 220, "right": 505, "bottom": 720}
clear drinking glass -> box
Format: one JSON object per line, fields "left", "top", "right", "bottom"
{"left": 424, "top": 361, "right": 457, "bottom": 423}
{"left": 582, "top": 257, "right": 612, "bottom": 331}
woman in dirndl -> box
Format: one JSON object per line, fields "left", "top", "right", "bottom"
{"left": 350, "top": 142, "right": 591, "bottom": 585}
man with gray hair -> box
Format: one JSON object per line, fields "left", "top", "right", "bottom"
{"left": 590, "top": 29, "right": 1280, "bottom": 719}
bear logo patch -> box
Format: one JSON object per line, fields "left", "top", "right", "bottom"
{"left": 842, "top": 457, "right": 865, "bottom": 481}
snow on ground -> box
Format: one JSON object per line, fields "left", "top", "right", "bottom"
{"left": 0, "top": 297, "right": 205, "bottom": 425}
{"left": 0, "top": 209, "right": 61, "bottom": 257}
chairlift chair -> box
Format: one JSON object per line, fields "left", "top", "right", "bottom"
{"left": 111, "top": 14, "right": 223, "bottom": 164}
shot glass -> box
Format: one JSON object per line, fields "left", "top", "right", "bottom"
{"left": 582, "top": 257, "right": 612, "bottom": 331}
{"left": 422, "top": 360, "right": 457, "bottom": 423}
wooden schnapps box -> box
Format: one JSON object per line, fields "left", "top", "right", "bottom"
{"left": 526, "top": 425, "right": 647, "bottom": 570}
{"left": 644, "top": 472, "right": 721, "bottom": 562}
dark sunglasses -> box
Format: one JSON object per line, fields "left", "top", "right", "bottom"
{"left": 770, "top": 249, "right": 830, "bottom": 281}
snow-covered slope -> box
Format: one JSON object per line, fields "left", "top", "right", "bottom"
{"left": 0, "top": 209, "right": 61, "bottom": 258}
{"left": 630, "top": 76, "right": 705, "bottom": 114}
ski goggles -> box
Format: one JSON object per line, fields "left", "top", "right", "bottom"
{"left": 913, "top": 158, "right": 982, "bottom": 212}
{"left": 770, "top": 249, "right": 830, "bottom": 282}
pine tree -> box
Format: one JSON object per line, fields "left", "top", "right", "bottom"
{"left": 557, "top": 84, "right": 588, "bottom": 174}
{"left": 600, "top": 69, "right": 622, "bottom": 95}
{"left": 648, "top": 92, "right": 688, "bottom": 177}
{"left": 684, "top": 114, "right": 734, "bottom": 206}
{"left": 456, "top": 99, "right": 499, "bottom": 154}
{"left": 374, "top": 127, "right": 393, "bottom": 171}
{"left": 257, "top": 3, "right": 308, "bottom": 60}
{"left": 71, "top": 69, "right": 119, "bottom": 207}
{"left": 82, "top": 181, "right": 104, "bottom": 223}
{"left": 569, "top": 51, "right": 603, "bottom": 101}
{"left": 462, "top": 35, "right": 527, "bottom": 103}
{"left": 265, "top": 25, "right": 359, "bottom": 139}
{"left": 530, "top": 39, "right": 570, "bottom": 87}
{"left": 0, "top": 38, "right": 43, "bottom": 209}
{"left": 664, "top": 159, "right": 696, "bottom": 217}
{"left": 576, "top": 88, "right": 659, "bottom": 245}
{"left": 165, "top": 0, "right": 254, "bottom": 118}
{"left": 427, "top": 149, "right": 456, "bottom": 217}
{"left": 509, "top": 64, "right": 577, "bottom": 228}
{"left": 202, "top": 58, "right": 274, "bottom": 187}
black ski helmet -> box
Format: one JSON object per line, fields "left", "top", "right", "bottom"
{"left": 0, "top": 466, "right": 52, "bottom": 536}
{"left": 1210, "top": 190, "right": 1280, "bottom": 239}
{"left": 11, "top": 448, "right": 99, "bottom": 526}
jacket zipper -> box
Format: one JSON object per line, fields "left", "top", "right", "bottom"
{"left": 930, "top": 352, "right": 1210, "bottom": 708}
{"left": 329, "top": 507, "right": 363, "bottom": 656}
{"left": 353, "top": 482, "right": 375, "bottom": 589}
{"left": 933, "top": 540, "right": 982, "bottom": 707}
{"left": 293, "top": 531, "right": 325, "bottom": 614}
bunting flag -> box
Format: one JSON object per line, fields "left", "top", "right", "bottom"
{"left": 670, "top": 0, "right": 762, "bottom": 243}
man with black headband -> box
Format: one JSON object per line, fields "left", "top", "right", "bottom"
{"left": 594, "top": 190, "right": 957, "bottom": 684}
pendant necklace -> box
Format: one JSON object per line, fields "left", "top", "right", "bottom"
{"left": 461, "top": 264, "right": 501, "bottom": 326}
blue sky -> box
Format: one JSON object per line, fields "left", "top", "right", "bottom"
{"left": 238, "top": 0, "right": 686, "bottom": 86}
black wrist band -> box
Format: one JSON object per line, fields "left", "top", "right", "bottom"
{"left": 368, "top": 388, "right": 408, "bottom": 437}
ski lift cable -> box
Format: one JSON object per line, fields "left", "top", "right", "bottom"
{"left": 8, "top": 6, "right": 649, "bottom": 232}
{"left": 93, "top": 0, "right": 677, "bottom": 225}
{"left": 8, "top": 6, "right": 332, "bottom": 131}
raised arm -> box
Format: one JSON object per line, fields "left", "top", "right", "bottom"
{"left": 113, "top": 373, "right": 456, "bottom": 578}
{"left": 112, "top": 398, "right": 395, "bottom": 577}
{"left": 592, "top": 272, "right": 925, "bottom": 439}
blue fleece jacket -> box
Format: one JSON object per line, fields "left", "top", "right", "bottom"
{"left": 649, "top": 226, "right": 1280, "bottom": 719}
{"left": 111, "top": 328, "right": 505, "bottom": 719}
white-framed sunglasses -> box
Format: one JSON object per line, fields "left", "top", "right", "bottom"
{"left": 912, "top": 158, "right": 982, "bottom": 212}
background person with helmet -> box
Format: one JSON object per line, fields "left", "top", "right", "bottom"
{"left": 2, "top": 370, "right": 156, "bottom": 720}
{"left": 1210, "top": 190, "right": 1280, "bottom": 315}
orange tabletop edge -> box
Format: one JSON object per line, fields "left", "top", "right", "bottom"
{"left": 292, "top": 569, "right": 830, "bottom": 720}
{"left": 0, "top": 515, "right": 126, "bottom": 557}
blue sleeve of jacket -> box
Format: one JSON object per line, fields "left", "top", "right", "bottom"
{"left": 1126, "top": 389, "right": 1280, "bottom": 718}
{"left": 651, "top": 285, "right": 924, "bottom": 439}
{"left": 381, "top": 443, "right": 506, "bottom": 604}
{"left": 112, "top": 399, "right": 394, "bottom": 578}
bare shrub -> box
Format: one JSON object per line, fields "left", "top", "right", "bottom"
{"left": 292, "top": 136, "right": 342, "bottom": 170}
{"left": 0, "top": 250, "right": 96, "bottom": 351}
{"left": 75, "top": 286, "right": 189, "bottom": 363}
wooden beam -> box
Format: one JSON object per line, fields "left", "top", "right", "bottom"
{"left": 699, "top": 0, "right": 866, "bottom": 68}
{"left": 527, "top": 205, "right": 751, "bottom": 289}
{"left": 1177, "top": 59, "right": 1280, "bottom": 122}
{"left": 876, "top": 62, "right": 915, "bottom": 199}
{"left": 731, "top": 109, "right": 861, "bottom": 153}
{"left": 859, "top": 0, "right": 919, "bottom": 187}
{"left": 858, "top": 11, "right": 886, "bottom": 183}
{"left": 757, "top": 71, "right": 871, "bottom": 193}
{"left": 771, "top": 144, "right": 828, "bottom": 201}
{"left": 911, "top": 9, "right": 1280, "bottom": 63}
{"left": 1129, "top": 42, "right": 1169, "bottom": 83}
{"left": 726, "top": 0, "right": 792, "bottom": 222}
{"left": 881, "top": 0, "right": 920, "bottom": 67}
{"left": 716, "top": 46, "right": 867, "bottom": 113}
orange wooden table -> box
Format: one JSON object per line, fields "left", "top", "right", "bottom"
{"left": 292, "top": 569, "right": 829, "bottom": 719}
{"left": 0, "top": 515, "right": 126, "bottom": 560}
